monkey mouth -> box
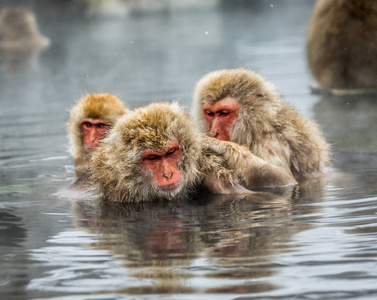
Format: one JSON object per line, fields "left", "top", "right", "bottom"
{"left": 158, "top": 180, "right": 182, "bottom": 192}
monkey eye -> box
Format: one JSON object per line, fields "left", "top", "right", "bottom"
{"left": 82, "top": 122, "right": 92, "bottom": 128}
{"left": 146, "top": 155, "right": 160, "bottom": 161}
{"left": 97, "top": 123, "right": 108, "bottom": 129}
{"left": 219, "top": 110, "right": 229, "bottom": 116}
{"left": 166, "top": 148, "right": 176, "bottom": 156}
{"left": 204, "top": 110, "right": 214, "bottom": 117}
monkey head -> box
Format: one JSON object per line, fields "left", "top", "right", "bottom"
{"left": 68, "top": 93, "right": 128, "bottom": 162}
{"left": 90, "top": 102, "right": 203, "bottom": 202}
{"left": 192, "top": 68, "right": 284, "bottom": 148}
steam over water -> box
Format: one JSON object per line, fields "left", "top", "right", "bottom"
{"left": 1, "top": 1, "right": 377, "bottom": 299}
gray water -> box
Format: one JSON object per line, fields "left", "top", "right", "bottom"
{"left": 1, "top": 1, "right": 377, "bottom": 299}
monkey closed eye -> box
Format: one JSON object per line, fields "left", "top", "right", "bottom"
{"left": 193, "top": 68, "right": 330, "bottom": 187}
{"left": 166, "top": 149, "right": 176, "bottom": 156}
{"left": 144, "top": 155, "right": 160, "bottom": 162}
{"left": 219, "top": 110, "right": 229, "bottom": 116}
{"left": 76, "top": 102, "right": 258, "bottom": 202}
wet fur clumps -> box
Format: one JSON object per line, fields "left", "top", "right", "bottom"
{"left": 306, "top": 0, "right": 377, "bottom": 90}
{"left": 193, "top": 68, "right": 331, "bottom": 180}
{"left": 0, "top": 7, "right": 50, "bottom": 49}
{"left": 86, "top": 103, "right": 207, "bottom": 202}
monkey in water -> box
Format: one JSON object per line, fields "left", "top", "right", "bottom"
{"left": 74, "top": 102, "right": 293, "bottom": 203}
{"left": 68, "top": 93, "right": 128, "bottom": 176}
{"left": 306, "top": 0, "right": 377, "bottom": 92}
{"left": 0, "top": 7, "right": 50, "bottom": 49}
{"left": 192, "top": 68, "right": 331, "bottom": 187}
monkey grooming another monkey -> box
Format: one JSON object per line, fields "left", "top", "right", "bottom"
{"left": 74, "top": 102, "right": 271, "bottom": 203}
{"left": 192, "top": 68, "right": 330, "bottom": 187}
{"left": 306, "top": 0, "right": 377, "bottom": 93}
{"left": 68, "top": 93, "right": 128, "bottom": 175}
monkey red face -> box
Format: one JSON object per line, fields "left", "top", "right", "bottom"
{"left": 142, "top": 141, "right": 182, "bottom": 192}
{"left": 81, "top": 118, "right": 111, "bottom": 153}
{"left": 202, "top": 97, "right": 239, "bottom": 141}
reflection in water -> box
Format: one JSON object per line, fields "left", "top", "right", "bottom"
{"left": 314, "top": 92, "right": 377, "bottom": 215}
{"left": 0, "top": 210, "right": 27, "bottom": 248}
{"left": 0, "top": 210, "right": 28, "bottom": 299}
{"left": 63, "top": 183, "right": 325, "bottom": 296}
{"left": 219, "top": 0, "right": 270, "bottom": 11}
{"left": 1, "top": 0, "right": 377, "bottom": 299}
{"left": 314, "top": 95, "right": 377, "bottom": 152}
{"left": 0, "top": 47, "right": 46, "bottom": 77}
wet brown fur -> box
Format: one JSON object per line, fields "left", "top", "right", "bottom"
{"left": 307, "top": 0, "right": 377, "bottom": 90}
{"left": 193, "top": 68, "right": 331, "bottom": 187}
{"left": 78, "top": 102, "right": 251, "bottom": 203}
{"left": 67, "top": 93, "right": 128, "bottom": 171}
{"left": 0, "top": 7, "right": 49, "bottom": 49}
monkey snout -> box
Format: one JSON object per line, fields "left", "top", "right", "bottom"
{"left": 163, "top": 171, "right": 173, "bottom": 179}
{"left": 209, "top": 130, "right": 219, "bottom": 138}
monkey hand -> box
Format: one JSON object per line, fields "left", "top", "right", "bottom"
{"left": 204, "top": 173, "right": 255, "bottom": 195}
{"left": 201, "top": 135, "right": 249, "bottom": 158}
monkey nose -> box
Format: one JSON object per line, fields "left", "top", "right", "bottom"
{"left": 163, "top": 171, "right": 173, "bottom": 179}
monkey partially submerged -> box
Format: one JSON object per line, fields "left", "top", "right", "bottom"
{"left": 306, "top": 0, "right": 377, "bottom": 93}
{"left": 74, "top": 102, "right": 291, "bottom": 203}
{"left": 192, "top": 68, "right": 331, "bottom": 186}
{"left": 68, "top": 93, "right": 128, "bottom": 176}
{"left": 0, "top": 7, "right": 50, "bottom": 49}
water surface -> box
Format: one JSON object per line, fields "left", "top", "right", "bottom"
{"left": 1, "top": 1, "right": 377, "bottom": 299}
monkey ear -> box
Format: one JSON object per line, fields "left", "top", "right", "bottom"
{"left": 204, "top": 174, "right": 255, "bottom": 195}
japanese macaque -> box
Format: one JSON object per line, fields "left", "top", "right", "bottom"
{"left": 0, "top": 7, "right": 50, "bottom": 49}
{"left": 75, "top": 102, "right": 274, "bottom": 203}
{"left": 306, "top": 0, "right": 377, "bottom": 92}
{"left": 68, "top": 93, "right": 128, "bottom": 175}
{"left": 192, "top": 68, "right": 330, "bottom": 187}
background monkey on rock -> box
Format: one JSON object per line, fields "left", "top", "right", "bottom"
{"left": 306, "top": 0, "right": 377, "bottom": 92}
{"left": 192, "top": 68, "right": 331, "bottom": 187}
{"left": 74, "top": 102, "right": 287, "bottom": 203}
{"left": 68, "top": 93, "right": 128, "bottom": 176}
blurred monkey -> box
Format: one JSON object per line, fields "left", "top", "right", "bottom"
{"left": 192, "top": 68, "right": 330, "bottom": 187}
{"left": 0, "top": 7, "right": 50, "bottom": 49}
{"left": 0, "top": 7, "right": 50, "bottom": 77}
{"left": 68, "top": 93, "right": 128, "bottom": 176}
{"left": 306, "top": 0, "right": 377, "bottom": 92}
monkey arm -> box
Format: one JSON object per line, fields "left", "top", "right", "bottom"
{"left": 202, "top": 136, "right": 297, "bottom": 188}
{"left": 204, "top": 172, "right": 255, "bottom": 195}
{"left": 199, "top": 139, "right": 254, "bottom": 194}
